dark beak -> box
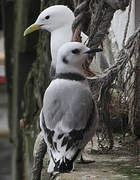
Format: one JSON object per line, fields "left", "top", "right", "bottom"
{"left": 84, "top": 48, "right": 103, "bottom": 54}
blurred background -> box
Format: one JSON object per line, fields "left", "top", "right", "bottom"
{"left": 0, "top": 0, "right": 40, "bottom": 179}
{"left": 0, "top": 1, "right": 12, "bottom": 180}
{"left": 0, "top": 7, "right": 12, "bottom": 180}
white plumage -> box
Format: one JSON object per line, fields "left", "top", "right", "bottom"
{"left": 40, "top": 42, "right": 99, "bottom": 173}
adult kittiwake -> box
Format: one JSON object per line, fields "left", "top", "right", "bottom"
{"left": 40, "top": 42, "right": 99, "bottom": 173}
{"left": 24, "top": 5, "right": 106, "bottom": 77}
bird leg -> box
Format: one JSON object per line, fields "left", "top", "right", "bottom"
{"left": 50, "top": 172, "right": 60, "bottom": 180}
{"left": 76, "top": 154, "right": 95, "bottom": 164}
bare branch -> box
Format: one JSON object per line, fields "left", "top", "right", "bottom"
{"left": 104, "top": 0, "right": 130, "bottom": 10}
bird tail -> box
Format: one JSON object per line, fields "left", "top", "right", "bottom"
{"left": 54, "top": 157, "right": 73, "bottom": 173}
{"left": 48, "top": 149, "right": 81, "bottom": 173}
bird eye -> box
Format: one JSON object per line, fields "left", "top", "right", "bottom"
{"left": 45, "top": 15, "right": 50, "bottom": 20}
{"left": 72, "top": 49, "right": 80, "bottom": 54}
{"left": 62, "top": 57, "right": 68, "bottom": 64}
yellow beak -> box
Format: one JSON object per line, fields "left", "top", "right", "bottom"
{"left": 24, "top": 24, "right": 41, "bottom": 36}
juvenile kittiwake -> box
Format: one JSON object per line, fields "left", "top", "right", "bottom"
{"left": 40, "top": 42, "right": 99, "bottom": 173}
{"left": 24, "top": 5, "right": 106, "bottom": 77}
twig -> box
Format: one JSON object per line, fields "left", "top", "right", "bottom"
{"left": 32, "top": 132, "right": 47, "bottom": 180}
{"left": 123, "top": 0, "right": 132, "bottom": 46}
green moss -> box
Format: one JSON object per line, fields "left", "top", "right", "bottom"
{"left": 115, "top": 162, "right": 140, "bottom": 180}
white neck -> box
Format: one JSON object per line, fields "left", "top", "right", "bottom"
{"left": 56, "top": 63, "right": 85, "bottom": 76}
{"left": 51, "top": 25, "right": 73, "bottom": 68}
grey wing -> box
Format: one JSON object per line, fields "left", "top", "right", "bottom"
{"left": 40, "top": 84, "right": 98, "bottom": 163}
{"left": 41, "top": 85, "right": 94, "bottom": 132}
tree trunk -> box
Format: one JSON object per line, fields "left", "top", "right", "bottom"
{"left": 132, "top": 33, "right": 140, "bottom": 138}
{"left": 11, "top": 0, "right": 40, "bottom": 179}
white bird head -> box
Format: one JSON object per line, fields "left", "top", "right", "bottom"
{"left": 56, "top": 42, "right": 102, "bottom": 74}
{"left": 24, "top": 5, "right": 74, "bottom": 35}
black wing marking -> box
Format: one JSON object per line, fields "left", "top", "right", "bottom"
{"left": 41, "top": 98, "right": 97, "bottom": 173}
